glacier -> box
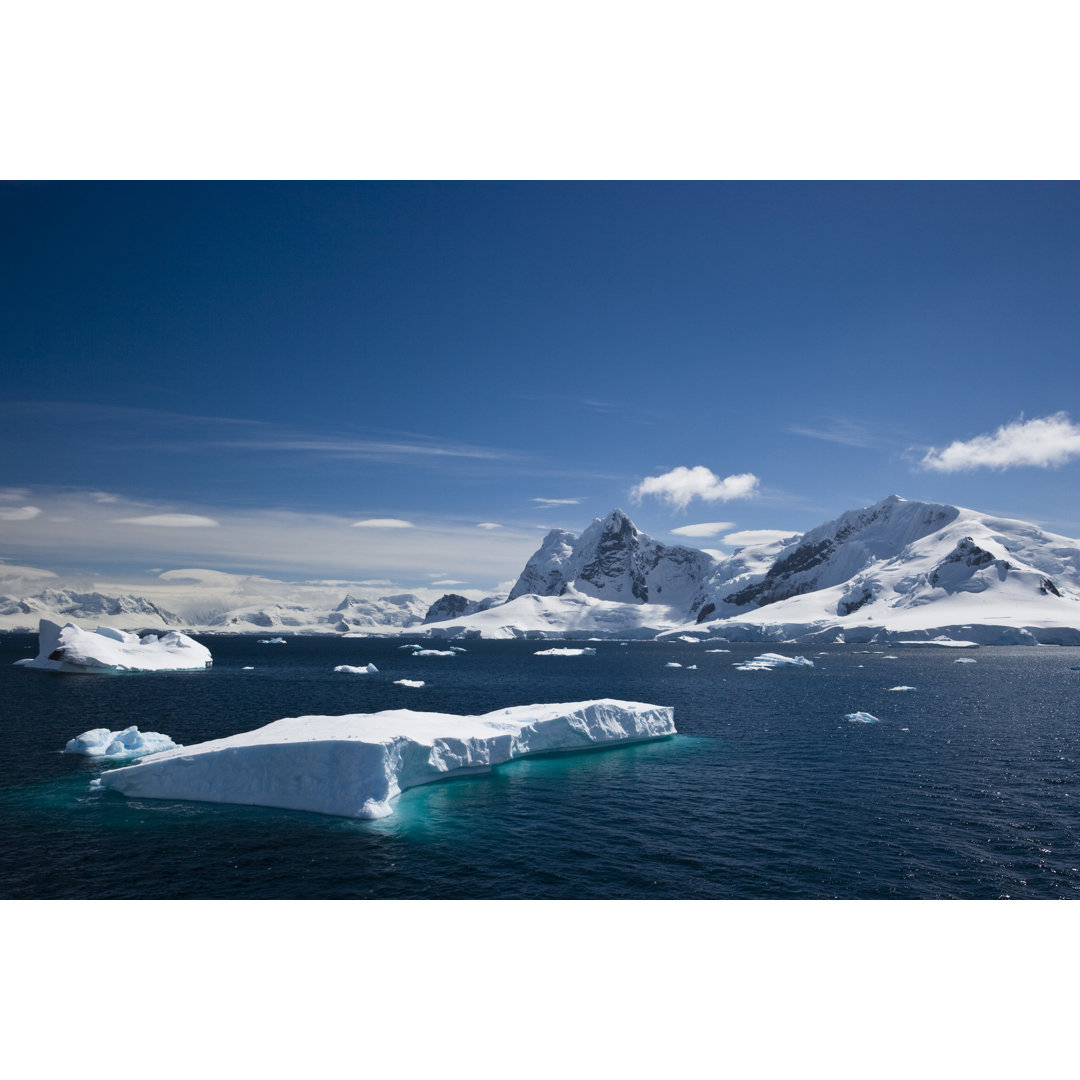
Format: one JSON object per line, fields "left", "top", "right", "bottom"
{"left": 14, "top": 619, "right": 212, "bottom": 674}
{"left": 95, "top": 699, "right": 677, "bottom": 819}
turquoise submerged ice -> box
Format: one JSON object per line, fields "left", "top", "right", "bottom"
{"left": 96, "top": 699, "right": 676, "bottom": 819}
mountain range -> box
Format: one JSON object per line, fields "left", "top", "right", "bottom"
{"left": 4, "top": 496, "right": 1080, "bottom": 644}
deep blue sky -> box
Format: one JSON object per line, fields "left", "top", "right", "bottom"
{"left": 3, "top": 181, "right": 1079, "bottom": 587}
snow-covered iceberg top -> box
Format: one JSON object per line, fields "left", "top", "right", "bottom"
{"left": 96, "top": 699, "right": 676, "bottom": 819}
{"left": 334, "top": 663, "right": 378, "bottom": 674}
{"left": 733, "top": 653, "right": 814, "bottom": 671}
{"left": 14, "top": 619, "right": 212, "bottom": 674}
{"left": 534, "top": 647, "right": 596, "bottom": 656}
{"left": 64, "top": 726, "right": 180, "bottom": 759}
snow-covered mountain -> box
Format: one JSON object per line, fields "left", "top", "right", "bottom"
{"left": 5, "top": 497, "right": 1078, "bottom": 643}
{"left": 508, "top": 508, "right": 717, "bottom": 613}
{"left": 0, "top": 589, "right": 184, "bottom": 631}
{"left": 420, "top": 497, "right": 1080, "bottom": 644}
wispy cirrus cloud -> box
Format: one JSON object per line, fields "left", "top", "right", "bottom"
{"left": 789, "top": 420, "right": 885, "bottom": 448}
{"left": 531, "top": 497, "right": 583, "bottom": 508}
{"left": 919, "top": 413, "right": 1080, "bottom": 472}
{"left": 632, "top": 467, "right": 759, "bottom": 511}
{"left": 113, "top": 513, "right": 221, "bottom": 527}
{"left": 351, "top": 518, "right": 415, "bottom": 529}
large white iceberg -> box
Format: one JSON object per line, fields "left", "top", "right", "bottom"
{"left": 14, "top": 619, "right": 212, "bottom": 674}
{"left": 96, "top": 699, "right": 676, "bottom": 819}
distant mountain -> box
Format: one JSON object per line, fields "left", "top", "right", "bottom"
{"left": 7, "top": 498, "right": 1078, "bottom": 644}
{"left": 420, "top": 497, "right": 1080, "bottom": 644}
{"left": 0, "top": 589, "right": 183, "bottom": 631}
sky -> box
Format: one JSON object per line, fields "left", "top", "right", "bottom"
{"left": 3, "top": 180, "right": 1080, "bottom": 597}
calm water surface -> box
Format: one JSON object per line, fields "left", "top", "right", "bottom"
{"left": 1, "top": 634, "right": 1077, "bottom": 899}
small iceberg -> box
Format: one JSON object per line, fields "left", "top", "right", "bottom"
{"left": 399, "top": 644, "right": 424, "bottom": 651}
{"left": 734, "top": 653, "right": 814, "bottom": 672}
{"left": 665, "top": 662, "right": 683, "bottom": 668}
{"left": 845, "top": 712, "right": 880, "bottom": 724}
{"left": 334, "top": 664, "right": 378, "bottom": 675}
{"left": 534, "top": 647, "right": 596, "bottom": 657}
{"left": 15, "top": 619, "right": 212, "bottom": 674}
{"left": 64, "top": 726, "right": 180, "bottom": 759}
{"left": 95, "top": 699, "right": 677, "bottom": 819}
{"left": 258, "top": 637, "right": 287, "bottom": 645}
{"left": 887, "top": 686, "right": 916, "bottom": 692}
{"left": 394, "top": 679, "right": 425, "bottom": 688}
{"left": 413, "top": 649, "right": 456, "bottom": 657}
{"left": 954, "top": 658, "right": 978, "bottom": 664}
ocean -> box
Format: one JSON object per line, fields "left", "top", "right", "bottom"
{"left": 2, "top": 633, "right": 1077, "bottom": 899}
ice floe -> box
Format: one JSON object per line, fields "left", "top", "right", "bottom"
{"left": 733, "top": 653, "right": 814, "bottom": 672}
{"left": 845, "top": 712, "right": 880, "bottom": 723}
{"left": 334, "top": 664, "right": 378, "bottom": 675}
{"left": 258, "top": 637, "right": 287, "bottom": 644}
{"left": 534, "top": 647, "right": 596, "bottom": 656}
{"left": 14, "top": 619, "right": 212, "bottom": 674}
{"left": 65, "top": 726, "right": 180, "bottom": 759}
{"left": 887, "top": 686, "right": 916, "bottom": 692}
{"left": 95, "top": 699, "right": 677, "bottom": 819}
{"left": 394, "top": 679, "right": 425, "bottom": 688}
{"left": 954, "top": 658, "right": 978, "bottom": 664}
{"left": 413, "top": 649, "right": 456, "bottom": 657}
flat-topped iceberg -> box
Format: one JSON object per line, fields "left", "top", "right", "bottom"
{"left": 96, "top": 699, "right": 676, "bottom": 819}
{"left": 14, "top": 619, "right": 212, "bottom": 674}
{"left": 534, "top": 647, "right": 596, "bottom": 656}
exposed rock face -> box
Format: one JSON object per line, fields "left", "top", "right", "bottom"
{"left": 423, "top": 593, "right": 502, "bottom": 623}
{"left": 507, "top": 508, "right": 715, "bottom": 614}
{"left": 722, "top": 496, "right": 957, "bottom": 610}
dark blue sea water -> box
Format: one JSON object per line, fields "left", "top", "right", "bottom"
{"left": 2, "top": 634, "right": 1078, "bottom": 899}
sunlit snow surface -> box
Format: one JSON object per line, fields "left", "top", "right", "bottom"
{"left": 534, "top": 647, "right": 596, "bottom": 656}
{"left": 64, "top": 726, "right": 180, "bottom": 759}
{"left": 734, "top": 653, "right": 815, "bottom": 671}
{"left": 14, "top": 619, "right": 212, "bottom": 674}
{"left": 96, "top": 699, "right": 676, "bottom": 819}
{"left": 333, "top": 664, "right": 378, "bottom": 674}
{"left": 845, "top": 712, "right": 880, "bottom": 724}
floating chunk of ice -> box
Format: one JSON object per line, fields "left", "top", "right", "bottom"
{"left": 394, "top": 679, "right": 425, "bottom": 688}
{"left": 845, "top": 711, "right": 880, "bottom": 723}
{"left": 15, "top": 620, "right": 212, "bottom": 674}
{"left": 665, "top": 662, "right": 682, "bottom": 668}
{"left": 887, "top": 686, "right": 916, "bottom": 691}
{"left": 534, "top": 647, "right": 597, "bottom": 656}
{"left": 413, "top": 649, "right": 456, "bottom": 657}
{"left": 734, "top": 653, "right": 815, "bottom": 671}
{"left": 334, "top": 664, "right": 378, "bottom": 674}
{"left": 399, "top": 644, "right": 423, "bottom": 651}
{"left": 258, "top": 637, "right": 287, "bottom": 645}
{"left": 96, "top": 699, "right": 677, "bottom": 819}
{"left": 64, "top": 726, "right": 180, "bottom": 759}
{"left": 954, "top": 658, "right": 978, "bottom": 664}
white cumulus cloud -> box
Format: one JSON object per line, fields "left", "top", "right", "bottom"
{"left": 0, "top": 506, "right": 43, "bottom": 521}
{"left": 920, "top": 413, "right": 1080, "bottom": 472}
{"left": 670, "top": 521, "right": 735, "bottom": 538}
{"left": 351, "top": 518, "right": 415, "bottom": 529}
{"left": 632, "top": 467, "right": 759, "bottom": 511}
{"left": 114, "top": 513, "right": 221, "bottom": 527}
